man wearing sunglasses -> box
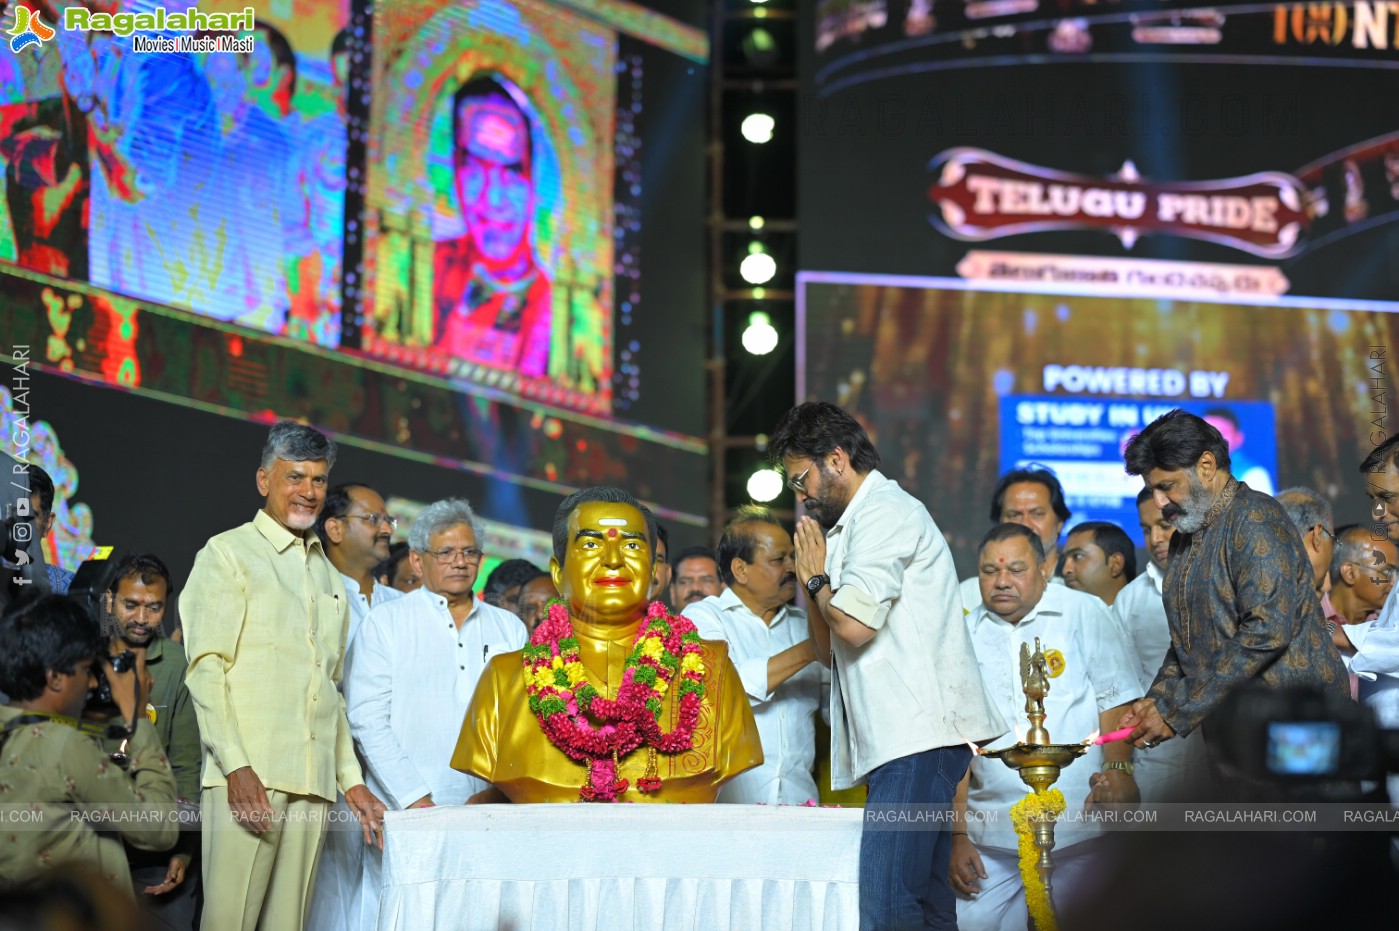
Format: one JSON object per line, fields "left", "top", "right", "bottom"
{"left": 308, "top": 484, "right": 405, "bottom": 931}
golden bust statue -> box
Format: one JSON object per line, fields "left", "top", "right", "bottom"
{"left": 451, "top": 487, "right": 762, "bottom": 802}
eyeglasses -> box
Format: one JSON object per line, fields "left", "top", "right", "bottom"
{"left": 787, "top": 464, "right": 813, "bottom": 494}
{"left": 1317, "top": 526, "right": 1335, "bottom": 541}
{"left": 346, "top": 513, "right": 398, "bottom": 530}
{"left": 427, "top": 546, "right": 484, "bottom": 563}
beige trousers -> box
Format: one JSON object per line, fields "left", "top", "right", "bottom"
{"left": 200, "top": 787, "right": 331, "bottom": 931}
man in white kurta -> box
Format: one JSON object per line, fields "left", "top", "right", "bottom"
{"left": 682, "top": 508, "right": 828, "bottom": 804}
{"left": 955, "top": 525, "right": 1141, "bottom": 931}
{"left": 342, "top": 499, "right": 527, "bottom": 927}
{"left": 306, "top": 484, "right": 404, "bottom": 931}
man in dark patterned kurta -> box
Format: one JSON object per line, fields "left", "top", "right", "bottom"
{"left": 1116, "top": 411, "right": 1349, "bottom": 765}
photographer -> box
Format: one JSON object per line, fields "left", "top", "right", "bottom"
{"left": 0, "top": 593, "right": 179, "bottom": 890}
{"left": 104, "top": 556, "right": 201, "bottom": 927}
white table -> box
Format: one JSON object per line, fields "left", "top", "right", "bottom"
{"left": 377, "top": 805, "right": 863, "bottom": 931}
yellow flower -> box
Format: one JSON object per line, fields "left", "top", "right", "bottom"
{"left": 681, "top": 653, "right": 704, "bottom": 675}
{"left": 641, "top": 638, "right": 665, "bottom": 660}
{"left": 551, "top": 655, "right": 564, "bottom": 671}
{"left": 565, "top": 662, "right": 589, "bottom": 686}
{"left": 1009, "top": 789, "right": 1066, "bottom": 931}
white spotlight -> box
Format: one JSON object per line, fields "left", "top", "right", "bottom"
{"left": 747, "top": 468, "right": 783, "bottom": 502}
{"left": 739, "top": 248, "right": 776, "bottom": 285}
{"left": 742, "top": 311, "right": 779, "bottom": 355}
{"left": 740, "top": 113, "right": 775, "bottom": 144}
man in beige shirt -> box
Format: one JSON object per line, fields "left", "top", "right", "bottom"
{"left": 181, "top": 421, "right": 386, "bottom": 931}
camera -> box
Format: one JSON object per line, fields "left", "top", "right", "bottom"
{"left": 87, "top": 649, "right": 138, "bottom": 715}
{"left": 63, "top": 552, "right": 132, "bottom": 719}
{"left": 1210, "top": 683, "right": 1399, "bottom": 800}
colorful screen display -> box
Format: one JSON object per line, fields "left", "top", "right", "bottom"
{"left": 801, "top": 273, "right": 1399, "bottom": 574}
{"left": 1, "top": 0, "right": 351, "bottom": 343}
{"left": 801, "top": 0, "right": 1399, "bottom": 304}
{"left": 2, "top": 0, "right": 703, "bottom": 418}
{"left": 362, "top": 0, "right": 621, "bottom": 413}
{"left": 1, "top": 0, "right": 710, "bottom": 527}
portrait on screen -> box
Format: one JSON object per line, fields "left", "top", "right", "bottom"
{"left": 0, "top": 1, "right": 351, "bottom": 347}
{"left": 363, "top": 0, "right": 615, "bottom": 413}
{"left": 433, "top": 74, "right": 552, "bottom": 378}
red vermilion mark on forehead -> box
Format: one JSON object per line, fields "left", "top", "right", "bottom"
{"left": 998, "top": 557, "right": 1006, "bottom": 564}
{"left": 607, "top": 528, "right": 618, "bottom": 538}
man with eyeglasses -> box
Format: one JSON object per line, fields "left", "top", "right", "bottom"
{"left": 316, "top": 483, "right": 405, "bottom": 645}
{"left": 308, "top": 484, "right": 404, "bottom": 931}
{"left": 182, "top": 421, "right": 387, "bottom": 931}
{"left": 343, "top": 497, "right": 527, "bottom": 924}
{"left": 770, "top": 401, "right": 1006, "bottom": 931}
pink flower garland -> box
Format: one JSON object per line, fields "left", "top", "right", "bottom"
{"left": 523, "top": 600, "right": 708, "bottom": 802}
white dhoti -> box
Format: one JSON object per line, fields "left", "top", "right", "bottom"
{"left": 955, "top": 838, "right": 1106, "bottom": 931}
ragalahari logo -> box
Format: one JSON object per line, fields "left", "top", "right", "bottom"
{"left": 8, "top": 4, "right": 55, "bottom": 53}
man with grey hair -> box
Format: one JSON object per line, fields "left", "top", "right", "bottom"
{"left": 344, "top": 497, "right": 527, "bottom": 921}
{"left": 1276, "top": 486, "right": 1336, "bottom": 594}
{"left": 1322, "top": 525, "right": 1398, "bottom": 698}
{"left": 182, "top": 420, "right": 387, "bottom": 931}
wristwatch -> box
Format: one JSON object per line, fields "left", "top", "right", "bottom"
{"left": 1101, "top": 761, "right": 1134, "bottom": 776}
{"left": 806, "top": 574, "right": 830, "bottom": 597}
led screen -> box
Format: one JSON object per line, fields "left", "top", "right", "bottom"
{"left": 801, "top": 0, "right": 1399, "bottom": 303}
{"left": 801, "top": 273, "right": 1399, "bottom": 574}
{"left": 0, "top": 0, "right": 351, "bottom": 342}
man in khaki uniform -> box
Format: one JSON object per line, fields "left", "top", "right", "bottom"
{"left": 182, "top": 422, "right": 386, "bottom": 931}
{"left": 0, "top": 593, "right": 178, "bottom": 889}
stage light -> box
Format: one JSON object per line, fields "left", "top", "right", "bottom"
{"left": 741, "top": 27, "right": 779, "bottom": 68}
{"left": 739, "top": 245, "right": 777, "bottom": 285}
{"left": 740, "top": 112, "right": 775, "bottom": 144}
{"left": 749, "top": 216, "right": 765, "bottom": 230}
{"left": 747, "top": 467, "right": 783, "bottom": 502}
{"left": 742, "top": 311, "right": 779, "bottom": 355}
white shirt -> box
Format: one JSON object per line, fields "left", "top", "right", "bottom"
{"left": 338, "top": 572, "right": 404, "bottom": 648}
{"left": 682, "top": 590, "right": 829, "bottom": 804}
{"left": 964, "top": 584, "right": 1142, "bottom": 850}
{"left": 822, "top": 470, "right": 1007, "bottom": 789}
{"left": 344, "top": 587, "right": 527, "bottom": 808}
{"left": 1111, "top": 562, "right": 1173, "bottom": 692}
{"left": 1353, "top": 586, "right": 1399, "bottom": 805}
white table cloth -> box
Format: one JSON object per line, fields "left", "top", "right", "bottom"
{"left": 377, "top": 804, "right": 863, "bottom": 931}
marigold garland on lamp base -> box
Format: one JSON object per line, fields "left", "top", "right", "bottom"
{"left": 979, "top": 638, "right": 1087, "bottom": 931}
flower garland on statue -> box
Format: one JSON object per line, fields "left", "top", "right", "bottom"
{"left": 522, "top": 599, "right": 708, "bottom": 802}
{"left": 1009, "top": 788, "right": 1067, "bottom": 931}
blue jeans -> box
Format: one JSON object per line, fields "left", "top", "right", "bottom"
{"left": 860, "top": 745, "right": 973, "bottom": 931}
